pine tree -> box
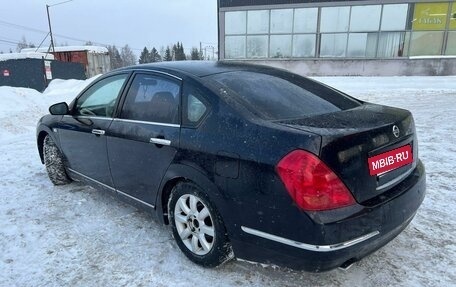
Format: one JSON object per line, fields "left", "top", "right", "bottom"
{"left": 121, "top": 44, "right": 136, "bottom": 66}
{"left": 149, "top": 47, "right": 161, "bottom": 62}
{"left": 164, "top": 46, "right": 172, "bottom": 61}
{"left": 139, "top": 46, "right": 150, "bottom": 64}
{"left": 173, "top": 42, "right": 186, "bottom": 61}
{"left": 172, "top": 44, "right": 177, "bottom": 60}
{"left": 190, "top": 47, "right": 201, "bottom": 60}
{"left": 179, "top": 42, "right": 186, "bottom": 60}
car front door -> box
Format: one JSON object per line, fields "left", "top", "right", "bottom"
{"left": 107, "top": 72, "right": 181, "bottom": 206}
{"left": 58, "top": 73, "right": 129, "bottom": 187}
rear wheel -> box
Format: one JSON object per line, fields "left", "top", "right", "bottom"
{"left": 168, "top": 182, "right": 233, "bottom": 267}
{"left": 43, "top": 135, "right": 71, "bottom": 185}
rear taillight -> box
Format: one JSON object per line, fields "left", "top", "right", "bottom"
{"left": 276, "top": 150, "right": 356, "bottom": 211}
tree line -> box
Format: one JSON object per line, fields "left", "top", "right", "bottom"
{"left": 10, "top": 36, "right": 206, "bottom": 70}
{"left": 105, "top": 42, "right": 204, "bottom": 69}
{"left": 138, "top": 42, "right": 203, "bottom": 64}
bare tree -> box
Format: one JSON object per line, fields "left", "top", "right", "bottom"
{"left": 120, "top": 44, "right": 136, "bottom": 66}
{"left": 16, "top": 36, "right": 34, "bottom": 52}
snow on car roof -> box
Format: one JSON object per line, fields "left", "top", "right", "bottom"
{"left": 21, "top": 45, "right": 108, "bottom": 54}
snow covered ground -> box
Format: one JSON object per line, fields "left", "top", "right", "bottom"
{"left": 1, "top": 75, "right": 455, "bottom": 287}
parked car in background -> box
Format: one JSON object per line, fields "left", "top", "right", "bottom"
{"left": 36, "top": 61, "right": 425, "bottom": 271}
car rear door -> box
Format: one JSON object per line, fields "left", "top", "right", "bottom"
{"left": 107, "top": 72, "right": 181, "bottom": 206}
{"left": 59, "top": 73, "right": 129, "bottom": 187}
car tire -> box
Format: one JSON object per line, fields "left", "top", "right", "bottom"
{"left": 43, "top": 135, "right": 72, "bottom": 185}
{"left": 168, "top": 182, "right": 233, "bottom": 267}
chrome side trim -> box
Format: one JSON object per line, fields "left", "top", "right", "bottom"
{"left": 68, "top": 168, "right": 115, "bottom": 191}
{"left": 116, "top": 189, "right": 155, "bottom": 209}
{"left": 150, "top": 138, "right": 171, "bottom": 146}
{"left": 64, "top": 115, "right": 113, "bottom": 121}
{"left": 132, "top": 69, "right": 183, "bottom": 81}
{"left": 67, "top": 168, "right": 155, "bottom": 209}
{"left": 241, "top": 226, "right": 380, "bottom": 252}
{"left": 113, "top": 118, "right": 180, "bottom": 128}
{"left": 376, "top": 168, "right": 414, "bottom": 190}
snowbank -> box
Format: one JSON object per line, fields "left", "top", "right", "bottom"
{"left": 43, "top": 76, "right": 100, "bottom": 99}
{"left": 0, "top": 76, "right": 98, "bottom": 139}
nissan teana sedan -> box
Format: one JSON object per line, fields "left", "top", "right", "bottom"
{"left": 36, "top": 61, "right": 425, "bottom": 271}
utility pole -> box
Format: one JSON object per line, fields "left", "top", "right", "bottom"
{"left": 45, "top": 1, "right": 73, "bottom": 53}
{"left": 46, "top": 4, "right": 55, "bottom": 53}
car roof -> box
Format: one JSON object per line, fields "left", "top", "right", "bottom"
{"left": 118, "top": 61, "right": 284, "bottom": 78}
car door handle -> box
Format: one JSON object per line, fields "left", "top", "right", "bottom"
{"left": 150, "top": 137, "right": 171, "bottom": 146}
{"left": 91, "top": 129, "right": 105, "bottom": 135}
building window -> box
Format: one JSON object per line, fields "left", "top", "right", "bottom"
{"left": 407, "top": 31, "right": 444, "bottom": 56}
{"left": 294, "top": 8, "right": 318, "bottom": 33}
{"left": 225, "top": 36, "right": 246, "bottom": 58}
{"left": 377, "top": 32, "right": 406, "bottom": 58}
{"left": 450, "top": 3, "right": 456, "bottom": 30}
{"left": 320, "top": 33, "right": 348, "bottom": 57}
{"left": 225, "top": 11, "right": 246, "bottom": 35}
{"left": 292, "top": 34, "right": 316, "bottom": 57}
{"left": 270, "top": 35, "right": 292, "bottom": 58}
{"left": 412, "top": 3, "right": 449, "bottom": 31}
{"left": 248, "top": 10, "right": 269, "bottom": 34}
{"left": 347, "top": 33, "right": 377, "bottom": 57}
{"left": 350, "top": 5, "right": 381, "bottom": 32}
{"left": 381, "top": 4, "right": 408, "bottom": 31}
{"left": 247, "top": 35, "right": 268, "bottom": 58}
{"left": 446, "top": 32, "right": 456, "bottom": 55}
{"left": 320, "top": 6, "right": 350, "bottom": 33}
{"left": 271, "top": 9, "right": 293, "bottom": 33}
{"left": 222, "top": 1, "right": 455, "bottom": 60}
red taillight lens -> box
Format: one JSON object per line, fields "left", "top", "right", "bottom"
{"left": 276, "top": 150, "right": 356, "bottom": 211}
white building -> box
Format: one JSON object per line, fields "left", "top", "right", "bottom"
{"left": 218, "top": 0, "right": 456, "bottom": 75}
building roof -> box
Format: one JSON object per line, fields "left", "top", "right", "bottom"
{"left": 219, "top": 0, "right": 366, "bottom": 8}
{"left": 21, "top": 46, "right": 108, "bottom": 54}
{"left": 0, "top": 52, "right": 55, "bottom": 62}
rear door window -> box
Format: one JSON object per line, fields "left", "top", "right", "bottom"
{"left": 208, "top": 71, "right": 359, "bottom": 120}
{"left": 120, "top": 73, "right": 180, "bottom": 124}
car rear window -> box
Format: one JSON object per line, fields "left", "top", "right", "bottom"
{"left": 208, "top": 71, "right": 360, "bottom": 120}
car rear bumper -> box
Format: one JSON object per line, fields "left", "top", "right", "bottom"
{"left": 231, "top": 160, "right": 426, "bottom": 271}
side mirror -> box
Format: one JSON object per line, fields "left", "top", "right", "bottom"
{"left": 49, "top": 102, "right": 69, "bottom": 115}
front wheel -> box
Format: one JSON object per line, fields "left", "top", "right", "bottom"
{"left": 168, "top": 182, "right": 233, "bottom": 267}
{"left": 43, "top": 135, "right": 72, "bottom": 185}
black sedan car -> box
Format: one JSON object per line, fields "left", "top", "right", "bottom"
{"left": 36, "top": 61, "right": 425, "bottom": 271}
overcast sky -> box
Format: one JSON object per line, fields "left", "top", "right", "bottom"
{"left": 0, "top": 0, "right": 218, "bottom": 55}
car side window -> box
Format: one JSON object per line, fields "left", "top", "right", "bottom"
{"left": 188, "top": 94, "right": 207, "bottom": 122}
{"left": 183, "top": 82, "right": 209, "bottom": 126}
{"left": 75, "top": 74, "right": 128, "bottom": 117}
{"left": 120, "top": 73, "right": 180, "bottom": 124}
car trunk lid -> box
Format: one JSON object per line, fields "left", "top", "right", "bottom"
{"left": 276, "top": 103, "right": 417, "bottom": 204}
